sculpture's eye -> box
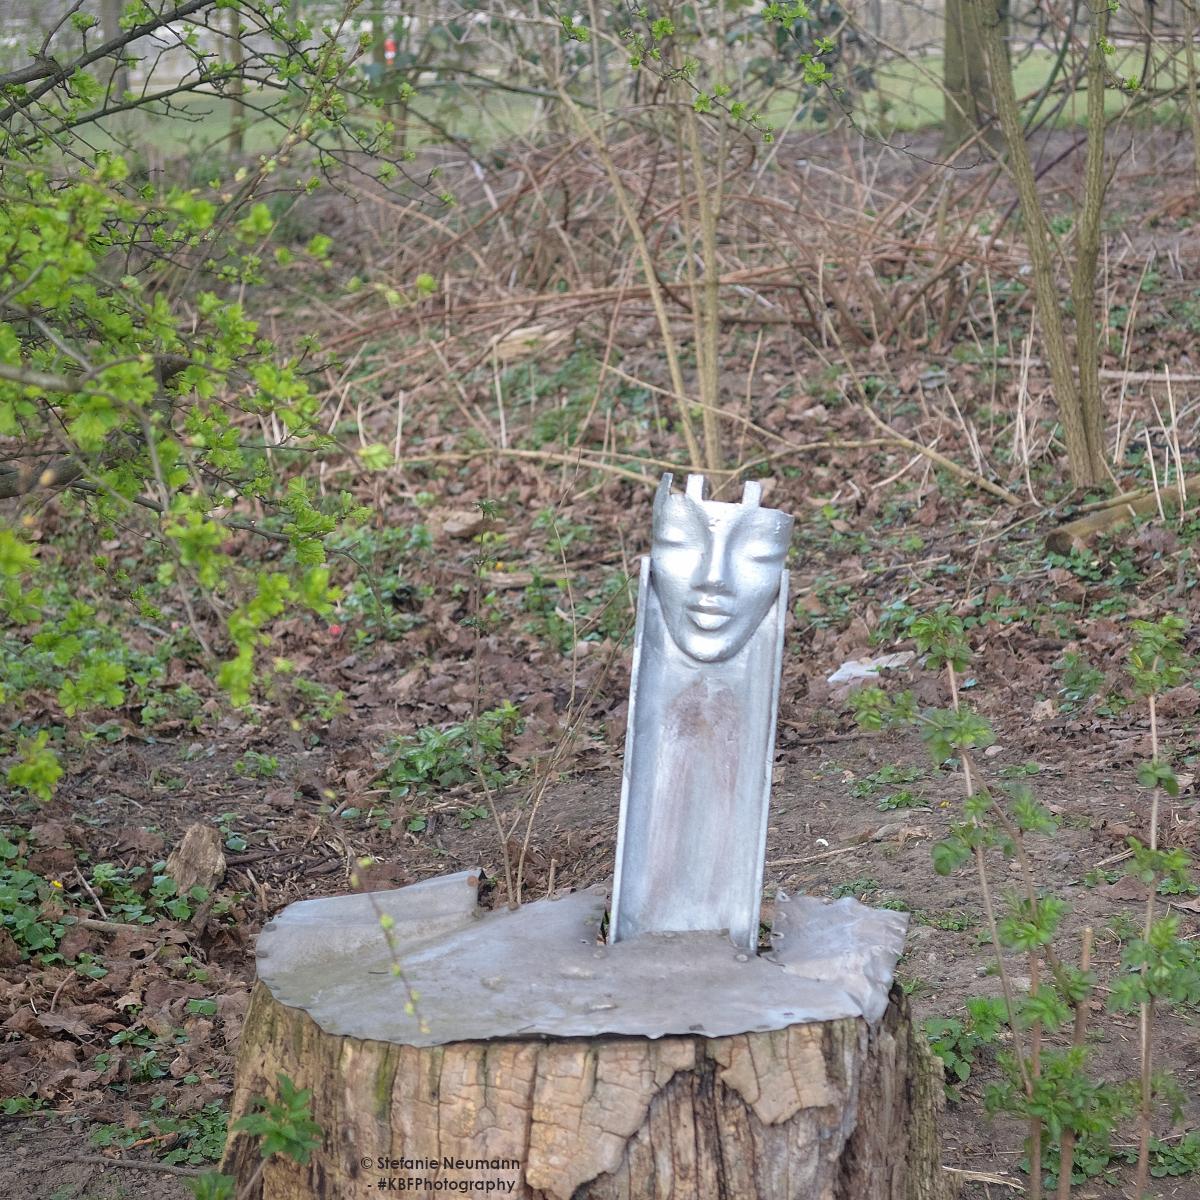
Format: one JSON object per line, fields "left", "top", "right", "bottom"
{"left": 742, "top": 541, "right": 784, "bottom": 564}
{"left": 653, "top": 517, "right": 695, "bottom": 550}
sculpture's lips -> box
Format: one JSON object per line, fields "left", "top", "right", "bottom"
{"left": 687, "top": 603, "right": 733, "bottom": 631}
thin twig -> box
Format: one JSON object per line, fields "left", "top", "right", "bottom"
{"left": 862, "top": 406, "right": 1023, "bottom": 507}
{"left": 51, "top": 1156, "right": 206, "bottom": 1177}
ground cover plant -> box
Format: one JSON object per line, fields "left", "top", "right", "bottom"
{"left": 2, "top": 1, "right": 1200, "bottom": 1197}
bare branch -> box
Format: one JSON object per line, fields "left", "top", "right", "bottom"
{"left": 0, "top": 0, "right": 213, "bottom": 123}
{"left": 0, "top": 360, "right": 80, "bottom": 393}
{"left": 0, "top": 458, "right": 83, "bottom": 499}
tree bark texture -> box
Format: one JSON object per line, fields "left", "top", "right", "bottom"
{"left": 943, "top": 0, "right": 1005, "bottom": 153}
{"left": 976, "top": 0, "right": 1108, "bottom": 487}
{"left": 101, "top": 0, "right": 130, "bottom": 99}
{"left": 1045, "top": 473, "right": 1200, "bottom": 554}
{"left": 224, "top": 980, "right": 952, "bottom": 1200}
{"left": 227, "top": 7, "right": 246, "bottom": 157}
{"left": 1069, "top": 0, "right": 1113, "bottom": 483}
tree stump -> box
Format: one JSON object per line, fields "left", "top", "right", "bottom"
{"left": 223, "top": 877, "right": 949, "bottom": 1200}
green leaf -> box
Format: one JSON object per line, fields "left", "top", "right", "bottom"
{"left": 932, "top": 836, "right": 971, "bottom": 876}
{"left": 0, "top": 529, "right": 35, "bottom": 577}
{"left": 1009, "top": 786, "right": 1057, "bottom": 835}
{"left": 998, "top": 895, "right": 1069, "bottom": 952}
{"left": 6, "top": 732, "right": 63, "bottom": 802}
{"left": 922, "top": 708, "right": 994, "bottom": 764}
{"left": 357, "top": 443, "right": 393, "bottom": 471}
{"left": 1137, "top": 760, "right": 1179, "bottom": 795}
{"left": 305, "top": 234, "right": 333, "bottom": 261}
{"left": 59, "top": 659, "right": 126, "bottom": 716}
{"left": 236, "top": 202, "right": 274, "bottom": 242}
{"left": 1017, "top": 985, "right": 1071, "bottom": 1033}
{"left": 1107, "top": 973, "right": 1145, "bottom": 1013}
{"left": 233, "top": 1073, "right": 322, "bottom": 1165}
{"left": 187, "top": 1172, "right": 236, "bottom": 1200}
{"left": 910, "top": 608, "right": 971, "bottom": 673}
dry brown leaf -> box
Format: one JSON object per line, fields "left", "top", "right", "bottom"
{"left": 37, "top": 1012, "right": 93, "bottom": 1040}
{"left": 441, "top": 509, "right": 485, "bottom": 538}
{"left": 0, "top": 930, "right": 23, "bottom": 968}
{"left": 1105, "top": 875, "right": 1149, "bottom": 903}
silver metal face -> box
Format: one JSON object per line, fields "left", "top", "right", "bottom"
{"left": 650, "top": 476, "right": 793, "bottom": 664}
{"left": 610, "top": 473, "right": 794, "bottom": 950}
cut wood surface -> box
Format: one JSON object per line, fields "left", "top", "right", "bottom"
{"left": 224, "top": 981, "right": 951, "bottom": 1200}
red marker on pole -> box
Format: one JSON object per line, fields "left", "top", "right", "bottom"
{"left": 384, "top": 36, "right": 397, "bottom": 67}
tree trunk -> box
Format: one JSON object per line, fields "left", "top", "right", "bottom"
{"left": 976, "top": 0, "right": 1108, "bottom": 487}
{"left": 1185, "top": 0, "right": 1200, "bottom": 191}
{"left": 227, "top": 7, "right": 246, "bottom": 157}
{"left": 1069, "top": 0, "right": 1112, "bottom": 483}
{"left": 373, "top": 5, "right": 388, "bottom": 73}
{"left": 100, "top": 0, "right": 130, "bottom": 99}
{"left": 943, "top": 0, "right": 1005, "bottom": 153}
{"left": 223, "top": 981, "right": 952, "bottom": 1200}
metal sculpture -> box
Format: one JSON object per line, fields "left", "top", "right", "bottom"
{"left": 253, "top": 468, "right": 910, "bottom": 1054}
{"left": 610, "top": 473, "right": 794, "bottom": 950}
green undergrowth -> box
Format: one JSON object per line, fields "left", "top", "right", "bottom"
{"left": 0, "top": 827, "right": 230, "bottom": 966}
{"left": 383, "top": 701, "right": 524, "bottom": 817}
{"left": 858, "top": 609, "right": 1200, "bottom": 1195}
{"left": 91, "top": 1100, "right": 228, "bottom": 1167}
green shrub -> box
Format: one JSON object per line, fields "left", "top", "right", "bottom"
{"left": 384, "top": 702, "right": 523, "bottom": 797}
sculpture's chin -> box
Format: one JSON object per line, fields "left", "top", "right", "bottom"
{"left": 670, "top": 626, "right": 748, "bottom": 664}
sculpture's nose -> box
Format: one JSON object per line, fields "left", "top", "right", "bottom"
{"left": 694, "top": 530, "right": 734, "bottom": 595}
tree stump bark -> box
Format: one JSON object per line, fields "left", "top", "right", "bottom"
{"left": 223, "top": 980, "right": 951, "bottom": 1200}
